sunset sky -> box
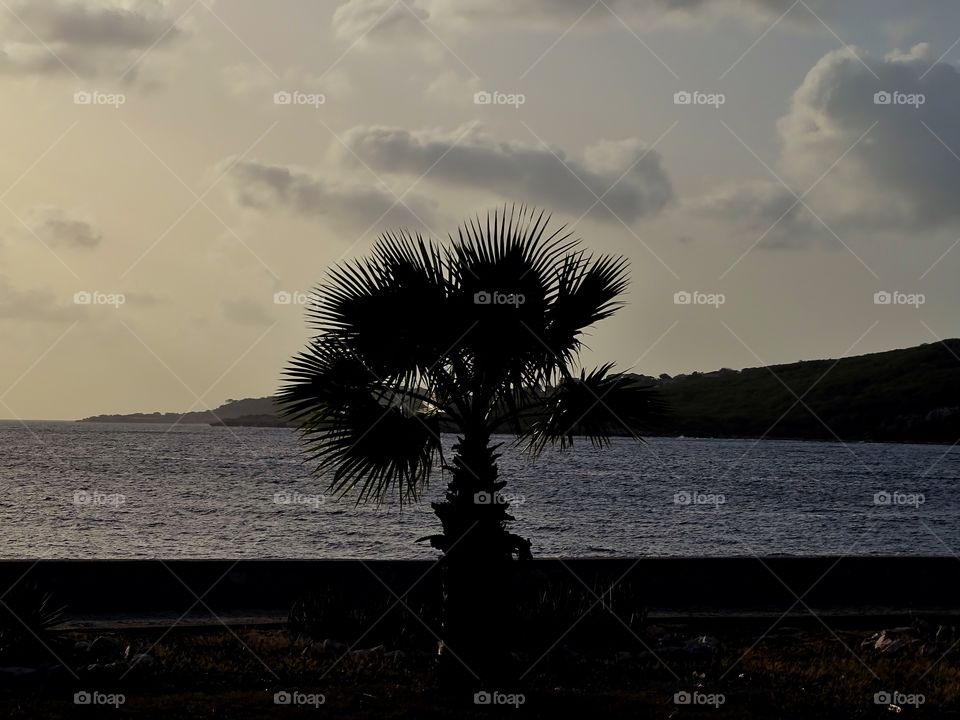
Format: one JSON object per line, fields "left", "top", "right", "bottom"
{"left": 2, "top": 0, "right": 960, "bottom": 420}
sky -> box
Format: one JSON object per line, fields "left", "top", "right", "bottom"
{"left": 2, "top": 0, "right": 960, "bottom": 420}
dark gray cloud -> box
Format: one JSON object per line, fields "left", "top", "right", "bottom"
{"left": 27, "top": 207, "right": 103, "bottom": 249}
{"left": 340, "top": 126, "right": 673, "bottom": 223}
{"left": 331, "top": 0, "right": 835, "bottom": 40}
{"left": 223, "top": 157, "right": 438, "bottom": 231}
{"left": 691, "top": 43, "right": 960, "bottom": 248}
{"left": 0, "top": 1, "right": 182, "bottom": 77}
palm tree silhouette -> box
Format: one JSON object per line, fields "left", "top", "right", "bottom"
{"left": 278, "top": 205, "right": 660, "bottom": 683}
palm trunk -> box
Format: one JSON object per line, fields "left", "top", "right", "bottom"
{"left": 432, "top": 426, "right": 524, "bottom": 689}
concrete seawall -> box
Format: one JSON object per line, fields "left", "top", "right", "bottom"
{"left": 1, "top": 557, "right": 957, "bottom": 619}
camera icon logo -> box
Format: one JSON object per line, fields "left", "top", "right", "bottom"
{"left": 274, "top": 691, "right": 292, "bottom": 705}
{"left": 874, "top": 691, "right": 892, "bottom": 704}
{"left": 73, "top": 291, "right": 92, "bottom": 305}
{"left": 74, "top": 91, "right": 92, "bottom": 105}
{"left": 874, "top": 491, "right": 892, "bottom": 505}
{"left": 473, "top": 691, "right": 492, "bottom": 705}
{"left": 274, "top": 91, "right": 292, "bottom": 105}
{"left": 474, "top": 91, "right": 492, "bottom": 105}
{"left": 673, "top": 291, "right": 692, "bottom": 305}
{"left": 673, "top": 491, "right": 692, "bottom": 505}
{"left": 474, "top": 491, "right": 492, "bottom": 505}
{"left": 873, "top": 291, "right": 892, "bottom": 305}
{"left": 673, "top": 91, "right": 692, "bottom": 105}
{"left": 674, "top": 691, "right": 692, "bottom": 705}
{"left": 273, "top": 291, "right": 292, "bottom": 305}
{"left": 874, "top": 91, "right": 892, "bottom": 105}
{"left": 74, "top": 691, "right": 92, "bottom": 705}
{"left": 473, "top": 291, "right": 492, "bottom": 305}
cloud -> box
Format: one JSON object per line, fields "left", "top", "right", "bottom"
{"left": 689, "top": 42, "right": 960, "bottom": 248}
{"left": 775, "top": 44, "right": 960, "bottom": 231}
{"left": 0, "top": 1, "right": 183, "bottom": 78}
{"left": 26, "top": 207, "right": 103, "bottom": 249}
{"left": 221, "top": 296, "right": 274, "bottom": 326}
{"left": 0, "top": 276, "right": 79, "bottom": 323}
{"left": 340, "top": 125, "right": 673, "bottom": 223}
{"left": 330, "top": 0, "right": 836, "bottom": 43}
{"left": 222, "top": 157, "right": 437, "bottom": 230}
{"left": 689, "top": 181, "right": 816, "bottom": 248}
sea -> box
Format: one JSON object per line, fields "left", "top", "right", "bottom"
{"left": 0, "top": 421, "right": 956, "bottom": 558}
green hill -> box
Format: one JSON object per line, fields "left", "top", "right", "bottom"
{"left": 78, "top": 341, "right": 960, "bottom": 443}
{"left": 647, "top": 339, "right": 960, "bottom": 443}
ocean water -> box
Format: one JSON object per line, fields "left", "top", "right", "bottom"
{"left": 0, "top": 421, "right": 956, "bottom": 558}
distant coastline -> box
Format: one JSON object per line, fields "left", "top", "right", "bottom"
{"left": 77, "top": 339, "right": 960, "bottom": 443}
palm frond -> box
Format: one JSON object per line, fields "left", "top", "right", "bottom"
{"left": 521, "top": 364, "right": 665, "bottom": 453}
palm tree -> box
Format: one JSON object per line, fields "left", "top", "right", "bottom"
{"left": 278, "top": 205, "right": 660, "bottom": 684}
